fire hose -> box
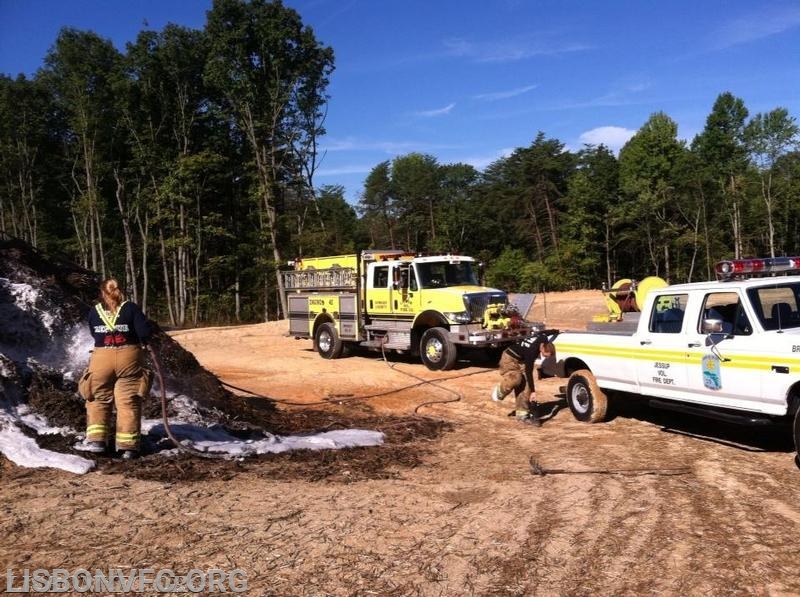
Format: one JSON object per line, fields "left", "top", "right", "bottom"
{"left": 147, "top": 345, "right": 227, "bottom": 460}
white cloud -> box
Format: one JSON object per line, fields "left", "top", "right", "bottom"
{"left": 321, "top": 137, "right": 462, "bottom": 154}
{"left": 473, "top": 84, "right": 538, "bottom": 101}
{"left": 316, "top": 165, "right": 374, "bottom": 176}
{"left": 578, "top": 126, "right": 637, "bottom": 153}
{"left": 443, "top": 36, "right": 590, "bottom": 63}
{"left": 414, "top": 103, "right": 456, "bottom": 118}
{"left": 462, "top": 147, "right": 516, "bottom": 170}
{"left": 712, "top": 6, "right": 800, "bottom": 50}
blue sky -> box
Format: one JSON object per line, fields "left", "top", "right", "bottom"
{"left": 1, "top": 0, "right": 799, "bottom": 203}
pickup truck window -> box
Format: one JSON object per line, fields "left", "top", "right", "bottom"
{"left": 649, "top": 294, "right": 688, "bottom": 333}
{"left": 747, "top": 283, "right": 800, "bottom": 331}
{"left": 699, "top": 292, "right": 751, "bottom": 336}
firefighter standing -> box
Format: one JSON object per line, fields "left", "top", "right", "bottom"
{"left": 76, "top": 278, "right": 152, "bottom": 459}
{"left": 491, "top": 330, "right": 558, "bottom": 426}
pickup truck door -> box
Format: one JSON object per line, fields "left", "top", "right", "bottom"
{"left": 683, "top": 291, "right": 763, "bottom": 409}
{"left": 634, "top": 292, "right": 690, "bottom": 398}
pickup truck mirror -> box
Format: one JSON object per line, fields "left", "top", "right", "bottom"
{"left": 702, "top": 318, "right": 724, "bottom": 334}
{"left": 702, "top": 318, "right": 734, "bottom": 343}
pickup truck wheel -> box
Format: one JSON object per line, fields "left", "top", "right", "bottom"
{"left": 567, "top": 369, "right": 608, "bottom": 423}
{"left": 420, "top": 327, "right": 457, "bottom": 371}
{"left": 793, "top": 407, "right": 800, "bottom": 459}
{"left": 315, "top": 322, "right": 344, "bottom": 359}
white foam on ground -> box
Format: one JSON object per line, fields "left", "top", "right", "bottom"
{"left": 0, "top": 400, "right": 384, "bottom": 474}
{"left": 143, "top": 419, "right": 384, "bottom": 456}
{"left": 0, "top": 414, "right": 95, "bottom": 474}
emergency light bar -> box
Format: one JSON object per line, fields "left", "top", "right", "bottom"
{"left": 715, "top": 257, "right": 800, "bottom": 280}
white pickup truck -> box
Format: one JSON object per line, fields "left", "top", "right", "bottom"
{"left": 554, "top": 257, "right": 800, "bottom": 457}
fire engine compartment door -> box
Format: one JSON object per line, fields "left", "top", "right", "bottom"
{"left": 339, "top": 294, "right": 358, "bottom": 339}
{"left": 288, "top": 295, "right": 310, "bottom": 336}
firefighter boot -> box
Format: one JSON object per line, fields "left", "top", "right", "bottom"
{"left": 74, "top": 439, "right": 107, "bottom": 453}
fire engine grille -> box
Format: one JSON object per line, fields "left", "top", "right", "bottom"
{"left": 465, "top": 292, "right": 507, "bottom": 322}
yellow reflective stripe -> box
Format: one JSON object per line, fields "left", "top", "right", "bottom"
{"left": 115, "top": 432, "right": 140, "bottom": 440}
{"left": 95, "top": 301, "right": 127, "bottom": 332}
{"left": 558, "top": 342, "right": 800, "bottom": 371}
{"left": 86, "top": 424, "right": 107, "bottom": 433}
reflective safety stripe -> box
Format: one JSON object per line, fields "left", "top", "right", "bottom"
{"left": 95, "top": 301, "right": 128, "bottom": 332}
{"left": 86, "top": 424, "right": 107, "bottom": 434}
{"left": 115, "top": 431, "right": 140, "bottom": 441}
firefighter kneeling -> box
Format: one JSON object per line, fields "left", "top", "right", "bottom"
{"left": 75, "top": 278, "right": 153, "bottom": 459}
{"left": 491, "top": 330, "right": 558, "bottom": 426}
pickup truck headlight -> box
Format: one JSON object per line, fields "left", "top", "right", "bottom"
{"left": 445, "top": 311, "right": 472, "bottom": 324}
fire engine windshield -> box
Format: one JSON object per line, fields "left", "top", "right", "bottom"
{"left": 746, "top": 282, "right": 800, "bottom": 330}
{"left": 415, "top": 261, "right": 479, "bottom": 288}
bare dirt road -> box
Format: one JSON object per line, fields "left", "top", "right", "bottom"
{"left": 3, "top": 290, "right": 800, "bottom": 595}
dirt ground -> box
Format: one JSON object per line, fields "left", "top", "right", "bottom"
{"left": 3, "top": 289, "right": 800, "bottom": 596}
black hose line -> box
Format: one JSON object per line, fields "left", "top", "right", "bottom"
{"left": 147, "top": 345, "right": 228, "bottom": 460}
{"left": 218, "top": 354, "right": 495, "bottom": 413}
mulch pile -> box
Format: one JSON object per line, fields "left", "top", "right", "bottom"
{"left": 1, "top": 235, "right": 455, "bottom": 481}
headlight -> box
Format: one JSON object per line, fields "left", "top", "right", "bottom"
{"left": 445, "top": 311, "right": 472, "bottom": 324}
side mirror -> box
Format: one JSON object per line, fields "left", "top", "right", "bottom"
{"left": 701, "top": 318, "right": 724, "bottom": 334}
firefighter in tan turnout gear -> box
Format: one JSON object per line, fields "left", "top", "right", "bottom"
{"left": 491, "top": 329, "right": 558, "bottom": 426}
{"left": 75, "top": 278, "right": 152, "bottom": 459}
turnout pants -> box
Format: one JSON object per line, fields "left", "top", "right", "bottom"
{"left": 83, "top": 345, "right": 148, "bottom": 450}
{"left": 498, "top": 352, "right": 534, "bottom": 416}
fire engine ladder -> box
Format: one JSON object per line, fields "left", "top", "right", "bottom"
{"left": 283, "top": 267, "right": 356, "bottom": 291}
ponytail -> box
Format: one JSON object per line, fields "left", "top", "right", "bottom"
{"left": 100, "top": 277, "right": 126, "bottom": 311}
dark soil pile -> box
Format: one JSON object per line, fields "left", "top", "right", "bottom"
{"left": 0, "top": 235, "right": 453, "bottom": 475}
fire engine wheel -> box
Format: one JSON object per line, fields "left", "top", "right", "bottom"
{"left": 566, "top": 369, "right": 608, "bottom": 423}
{"left": 420, "top": 327, "right": 457, "bottom": 371}
{"left": 315, "top": 322, "right": 344, "bottom": 359}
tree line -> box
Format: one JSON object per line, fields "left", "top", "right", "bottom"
{"left": 2, "top": 0, "right": 799, "bottom": 326}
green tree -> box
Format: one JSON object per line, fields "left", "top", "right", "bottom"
{"left": 744, "top": 108, "right": 799, "bottom": 257}
{"left": 480, "top": 133, "right": 574, "bottom": 264}
{"left": 293, "top": 185, "right": 360, "bottom": 255}
{"left": 41, "top": 28, "right": 124, "bottom": 275}
{"left": 619, "top": 112, "right": 687, "bottom": 281}
{"left": 0, "top": 75, "right": 54, "bottom": 246}
{"left": 204, "top": 0, "right": 334, "bottom": 320}
{"left": 560, "top": 144, "right": 619, "bottom": 287}
{"left": 360, "top": 161, "right": 396, "bottom": 248}
{"left": 435, "top": 162, "right": 481, "bottom": 253}
{"left": 121, "top": 24, "right": 215, "bottom": 319}
{"left": 389, "top": 152, "right": 440, "bottom": 251}
{"left": 692, "top": 92, "right": 749, "bottom": 258}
